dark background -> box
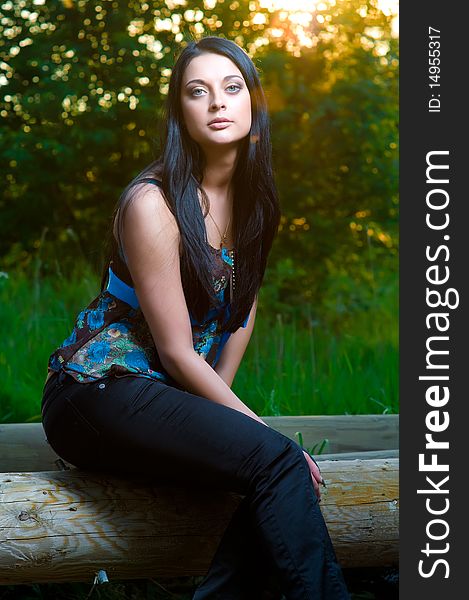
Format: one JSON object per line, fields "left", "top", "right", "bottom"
{"left": 400, "top": 0, "right": 467, "bottom": 597}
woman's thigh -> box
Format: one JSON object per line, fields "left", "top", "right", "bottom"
{"left": 42, "top": 372, "right": 297, "bottom": 494}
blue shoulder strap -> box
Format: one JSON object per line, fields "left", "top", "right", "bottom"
{"left": 139, "top": 177, "right": 163, "bottom": 187}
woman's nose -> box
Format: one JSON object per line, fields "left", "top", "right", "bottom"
{"left": 210, "top": 97, "right": 226, "bottom": 111}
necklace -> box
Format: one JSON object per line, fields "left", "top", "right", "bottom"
{"left": 207, "top": 211, "right": 231, "bottom": 250}
{"left": 229, "top": 248, "right": 236, "bottom": 304}
{"left": 207, "top": 211, "right": 236, "bottom": 303}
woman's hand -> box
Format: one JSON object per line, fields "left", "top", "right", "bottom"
{"left": 302, "top": 450, "right": 325, "bottom": 501}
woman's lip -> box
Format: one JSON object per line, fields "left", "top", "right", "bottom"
{"left": 208, "top": 121, "right": 233, "bottom": 130}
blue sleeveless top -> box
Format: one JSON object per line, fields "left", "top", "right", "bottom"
{"left": 48, "top": 179, "right": 248, "bottom": 387}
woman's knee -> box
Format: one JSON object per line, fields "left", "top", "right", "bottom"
{"left": 237, "top": 429, "right": 304, "bottom": 488}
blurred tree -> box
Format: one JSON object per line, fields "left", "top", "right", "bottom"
{"left": 0, "top": 0, "right": 398, "bottom": 325}
{"left": 0, "top": 0, "right": 272, "bottom": 270}
{"left": 258, "top": 0, "right": 398, "bottom": 325}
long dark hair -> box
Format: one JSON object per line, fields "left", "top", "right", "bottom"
{"left": 106, "top": 36, "right": 280, "bottom": 332}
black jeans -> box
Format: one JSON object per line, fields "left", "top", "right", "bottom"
{"left": 41, "top": 371, "right": 350, "bottom": 600}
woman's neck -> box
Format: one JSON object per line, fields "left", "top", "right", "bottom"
{"left": 201, "top": 146, "right": 238, "bottom": 200}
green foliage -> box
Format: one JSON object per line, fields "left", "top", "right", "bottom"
{"left": 0, "top": 266, "right": 397, "bottom": 423}
{"left": 259, "top": 7, "right": 398, "bottom": 313}
{"left": 1, "top": 1, "right": 398, "bottom": 422}
{"left": 295, "top": 431, "right": 329, "bottom": 457}
{"left": 0, "top": 264, "right": 97, "bottom": 422}
{"left": 1, "top": 0, "right": 398, "bottom": 318}
{"left": 237, "top": 275, "right": 398, "bottom": 416}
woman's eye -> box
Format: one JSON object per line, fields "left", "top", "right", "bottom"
{"left": 226, "top": 84, "right": 241, "bottom": 92}
{"left": 191, "top": 88, "right": 206, "bottom": 97}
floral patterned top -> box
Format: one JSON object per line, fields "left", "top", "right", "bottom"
{"left": 48, "top": 181, "right": 248, "bottom": 387}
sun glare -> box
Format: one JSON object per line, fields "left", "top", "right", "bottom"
{"left": 256, "top": 0, "right": 398, "bottom": 54}
{"left": 260, "top": 0, "right": 398, "bottom": 14}
{"left": 260, "top": 0, "right": 319, "bottom": 11}
{"left": 258, "top": 0, "right": 321, "bottom": 52}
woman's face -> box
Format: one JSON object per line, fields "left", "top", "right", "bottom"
{"left": 180, "top": 52, "right": 252, "bottom": 152}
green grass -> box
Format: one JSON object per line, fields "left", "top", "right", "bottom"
{"left": 0, "top": 266, "right": 398, "bottom": 423}
{"left": 234, "top": 309, "right": 398, "bottom": 417}
{"left": 0, "top": 266, "right": 97, "bottom": 423}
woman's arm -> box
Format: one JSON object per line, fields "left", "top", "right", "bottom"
{"left": 121, "top": 184, "right": 269, "bottom": 427}
{"left": 214, "top": 295, "right": 258, "bottom": 387}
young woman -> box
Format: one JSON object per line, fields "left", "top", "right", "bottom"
{"left": 41, "top": 36, "right": 350, "bottom": 599}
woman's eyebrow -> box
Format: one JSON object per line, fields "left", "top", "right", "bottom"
{"left": 185, "top": 75, "right": 244, "bottom": 87}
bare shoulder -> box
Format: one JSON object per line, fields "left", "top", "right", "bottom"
{"left": 122, "top": 181, "right": 180, "bottom": 250}
{"left": 126, "top": 181, "right": 177, "bottom": 228}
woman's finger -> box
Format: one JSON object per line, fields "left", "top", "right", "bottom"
{"left": 311, "top": 473, "right": 321, "bottom": 500}
{"left": 303, "top": 451, "right": 322, "bottom": 499}
{"left": 303, "top": 451, "right": 323, "bottom": 484}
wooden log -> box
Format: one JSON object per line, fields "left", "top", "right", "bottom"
{"left": 263, "top": 414, "right": 399, "bottom": 454}
{"left": 0, "top": 416, "right": 399, "bottom": 473}
{"left": 0, "top": 458, "right": 398, "bottom": 584}
{"left": 317, "top": 449, "right": 399, "bottom": 461}
{"left": 0, "top": 423, "right": 62, "bottom": 473}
